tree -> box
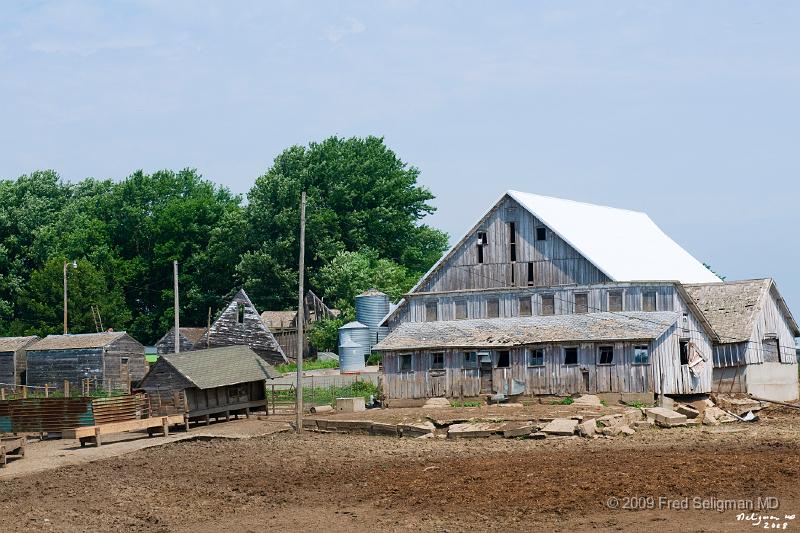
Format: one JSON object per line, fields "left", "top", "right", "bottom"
{"left": 242, "top": 136, "right": 448, "bottom": 310}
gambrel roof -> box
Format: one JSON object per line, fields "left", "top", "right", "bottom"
{"left": 374, "top": 312, "right": 678, "bottom": 351}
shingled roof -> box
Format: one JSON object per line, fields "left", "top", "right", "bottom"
{"left": 158, "top": 345, "right": 279, "bottom": 390}
{"left": 684, "top": 278, "right": 799, "bottom": 343}
{"left": 0, "top": 336, "right": 39, "bottom": 352}
{"left": 29, "top": 332, "right": 130, "bottom": 350}
{"left": 374, "top": 312, "right": 678, "bottom": 351}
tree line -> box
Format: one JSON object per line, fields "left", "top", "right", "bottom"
{"left": 0, "top": 136, "right": 449, "bottom": 346}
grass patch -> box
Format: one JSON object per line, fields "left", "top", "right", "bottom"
{"left": 551, "top": 397, "right": 574, "bottom": 405}
{"left": 451, "top": 400, "right": 482, "bottom": 408}
{"left": 276, "top": 359, "right": 339, "bottom": 373}
{"left": 600, "top": 399, "right": 608, "bottom": 407}
{"left": 626, "top": 400, "right": 651, "bottom": 409}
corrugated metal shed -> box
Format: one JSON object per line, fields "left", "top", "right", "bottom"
{"left": 155, "top": 345, "right": 278, "bottom": 390}
{"left": 375, "top": 311, "right": 677, "bottom": 351}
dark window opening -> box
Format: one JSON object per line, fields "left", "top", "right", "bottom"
{"left": 497, "top": 350, "right": 510, "bottom": 368}
{"left": 564, "top": 347, "right": 578, "bottom": 365}
{"left": 509, "top": 221, "right": 516, "bottom": 262}
{"left": 541, "top": 294, "right": 555, "bottom": 316}
{"left": 399, "top": 354, "right": 413, "bottom": 372}
{"left": 477, "top": 245, "right": 484, "bottom": 264}
{"left": 237, "top": 303, "right": 245, "bottom": 324}
{"left": 598, "top": 346, "right": 614, "bottom": 365}
{"left": 487, "top": 298, "right": 500, "bottom": 318}
{"left": 425, "top": 301, "right": 438, "bottom": 322}
{"left": 527, "top": 262, "right": 534, "bottom": 286}
{"left": 519, "top": 297, "right": 532, "bottom": 316}
{"left": 431, "top": 352, "right": 445, "bottom": 370}
{"left": 536, "top": 227, "right": 547, "bottom": 241}
{"left": 608, "top": 291, "right": 623, "bottom": 312}
{"left": 679, "top": 340, "right": 689, "bottom": 365}
{"left": 510, "top": 243, "right": 516, "bottom": 262}
{"left": 528, "top": 348, "right": 544, "bottom": 367}
{"left": 455, "top": 300, "right": 467, "bottom": 320}
{"left": 477, "top": 231, "right": 487, "bottom": 264}
{"left": 510, "top": 264, "right": 515, "bottom": 284}
{"left": 643, "top": 291, "right": 657, "bottom": 312}
{"left": 463, "top": 351, "right": 478, "bottom": 368}
{"left": 575, "top": 293, "right": 588, "bottom": 314}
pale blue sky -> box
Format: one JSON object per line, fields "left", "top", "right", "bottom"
{"left": 1, "top": 1, "right": 799, "bottom": 317}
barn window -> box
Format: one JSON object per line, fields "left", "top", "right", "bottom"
{"left": 425, "top": 301, "right": 438, "bottom": 322}
{"left": 598, "top": 346, "right": 614, "bottom": 365}
{"left": 633, "top": 345, "right": 650, "bottom": 364}
{"left": 608, "top": 291, "right": 623, "bottom": 312}
{"left": 527, "top": 348, "right": 544, "bottom": 367}
{"left": 508, "top": 222, "right": 517, "bottom": 262}
{"left": 679, "top": 340, "right": 689, "bottom": 365}
{"left": 575, "top": 293, "right": 588, "bottom": 314}
{"left": 643, "top": 291, "right": 657, "bottom": 312}
{"left": 476, "top": 231, "right": 487, "bottom": 264}
{"left": 487, "top": 298, "right": 500, "bottom": 318}
{"left": 527, "top": 262, "right": 534, "bottom": 285}
{"left": 497, "top": 350, "right": 510, "bottom": 368}
{"left": 536, "top": 227, "right": 547, "bottom": 241}
{"left": 563, "top": 347, "right": 578, "bottom": 365}
{"left": 431, "top": 352, "right": 445, "bottom": 370}
{"left": 519, "top": 297, "right": 532, "bottom": 317}
{"left": 463, "top": 351, "right": 478, "bottom": 368}
{"left": 541, "top": 294, "right": 555, "bottom": 316}
{"left": 399, "top": 354, "right": 413, "bottom": 372}
{"left": 237, "top": 303, "right": 245, "bottom": 323}
{"left": 455, "top": 300, "right": 467, "bottom": 320}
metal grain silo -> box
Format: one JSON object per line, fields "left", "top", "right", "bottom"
{"left": 338, "top": 320, "right": 370, "bottom": 359}
{"left": 355, "top": 289, "right": 390, "bottom": 352}
{"left": 338, "top": 337, "right": 366, "bottom": 373}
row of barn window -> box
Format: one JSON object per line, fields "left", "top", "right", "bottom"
{"left": 396, "top": 345, "right": 652, "bottom": 372}
{"left": 475, "top": 222, "right": 547, "bottom": 265}
{"left": 423, "top": 290, "right": 659, "bottom": 321}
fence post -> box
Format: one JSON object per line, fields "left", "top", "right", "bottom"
{"left": 22, "top": 386, "right": 27, "bottom": 399}
{"left": 64, "top": 380, "right": 70, "bottom": 397}
{"left": 44, "top": 383, "right": 49, "bottom": 398}
{"left": 0, "top": 388, "right": 5, "bottom": 401}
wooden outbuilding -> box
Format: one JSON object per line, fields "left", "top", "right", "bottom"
{"left": 25, "top": 332, "right": 146, "bottom": 390}
{"left": 685, "top": 279, "right": 800, "bottom": 401}
{"left": 0, "top": 336, "right": 39, "bottom": 386}
{"left": 138, "top": 345, "right": 278, "bottom": 424}
{"left": 193, "top": 289, "right": 288, "bottom": 365}
{"left": 155, "top": 327, "right": 208, "bottom": 355}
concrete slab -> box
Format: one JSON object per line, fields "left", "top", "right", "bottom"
{"left": 333, "top": 420, "right": 373, "bottom": 434}
{"left": 501, "top": 423, "right": 535, "bottom": 438}
{"left": 448, "top": 423, "right": 504, "bottom": 439}
{"left": 370, "top": 422, "right": 399, "bottom": 437}
{"left": 422, "top": 398, "right": 451, "bottom": 409}
{"left": 336, "top": 397, "right": 366, "bottom": 413}
{"left": 398, "top": 421, "right": 436, "bottom": 438}
{"left": 541, "top": 418, "right": 578, "bottom": 436}
{"left": 675, "top": 404, "right": 700, "bottom": 419}
{"left": 572, "top": 395, "right": 602, "bottom": 407}
{"left": 645, "top": 407, "right": 687, "bottom": 427}
{"left": 577, "top": 419, "right": 597, "bottom": 437}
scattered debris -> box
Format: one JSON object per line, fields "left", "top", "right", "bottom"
{"left": 712, "top": 396, "right": 763, "bottom": 417}
{"left": 675, "top": 404, "right": 700, "bottom": 419}
{"left": 702, "top": 407, "right": 737, "bottom": 425}
{"left": 644, "top": 407, "right": 688, "bottom": 428}
{"left": 541, "top": 418, "right": 578, "bottom": 436}
{"left": 577, "top": 419, "right": 597, "bottom": 437}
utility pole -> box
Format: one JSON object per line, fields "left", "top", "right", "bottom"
{"left": 295, "top": 191, "right": 306, "bottom": 433}
{"left": 174, "top": 260, "right": 180, "bottom": 353}
{"left": 63, "top": 261, "right": 68, "bottom": 335}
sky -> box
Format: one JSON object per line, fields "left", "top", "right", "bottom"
{"left": 1, "top": 1, "right": 799, "bottom": 317}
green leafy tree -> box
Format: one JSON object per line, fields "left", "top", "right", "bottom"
{"left": 307, "top": 317, "right": 344, "bottom": 353}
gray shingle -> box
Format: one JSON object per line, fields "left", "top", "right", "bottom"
{"left": 683, "top": 279, "right": 770, "bottom": 343}
{"left": 29, "top": 332, "right": 128, "bottom": 350}
{"left": 374, "top": 312, "right": 678, "bottom": 351}
{"left": 0, "top": 336, "right": 39, "bottom": 352}
{"left": 160, "top": 345, "right": 279, "bottom": 389}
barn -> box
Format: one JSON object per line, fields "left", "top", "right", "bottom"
{"left": 685, "top": 279, "right": 800, "bottom": 401}
{"left": 0, "top": 336, "right": 39, "bottom": 386}
{"left": 25, "top": 332, "right": 146, "bottom": 390}
{"left": 377, "top": 191, "right": 724, "bottom": 401}
{"left": 139, "top": 345, "right": 278, "bottom": 425}
{"left": 155, "top": 327, "right": 208, "bottom": 355}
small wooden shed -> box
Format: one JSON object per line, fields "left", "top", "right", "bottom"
{"left": 138, "top": 345, "right": 279, "bottom": 424}
{"left": 154, "top": 327, "right": 208, "bottom": 355}
{"left": 0, "top": 336, "right": 39, "bottom": 386}
{"left": 26, "top": 332, "right": 146, "bottom": 390}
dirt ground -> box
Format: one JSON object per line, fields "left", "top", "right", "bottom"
{"left": 1, "top": 406, "right": 799, "bottom": 532}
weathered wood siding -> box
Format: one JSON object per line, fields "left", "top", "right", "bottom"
{"left": 105, "top": 336, "right": 147, "bottom": 385}
{"left": 418, "top": 196, "right": 611, "bottom": 293}
{"left": 0, "top": 351, "right": 16, "bottom": 386}
{"left": 390, "top": 283, "right": 677, "bottom": 326}
{"left": 155, "top": 332, "right": 195, "bottom": 355}
{"left": 185, "top": 381, "right": 265, "bottom": 413}
{"left": 138, "top": 357, "right": 194, "bottom": 391}
{"left": 26, "top": 348, "right": 105, "bottom": 388}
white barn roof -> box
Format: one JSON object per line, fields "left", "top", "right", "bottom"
{"left": 507, "top": 191, "right": 721, "bottom": 284}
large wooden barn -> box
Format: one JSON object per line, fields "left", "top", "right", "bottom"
{"left": 376, "top": 191, "right": 724, "bottom": 401}
{"left": 25, "top": 332, "right": 146, "bottom": 389}
{"left": 155, "top": 327, "right": 208, "bottom": 355}
{"left": 139, "top": 345, "right": 278, "bottom": 424}
{"left": 685, "top": 279, "right": 799, "bottom": 401}
{"left": 0, "top": 336, "right": 39, "bottom": 386}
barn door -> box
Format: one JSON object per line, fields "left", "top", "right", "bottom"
{"left": 479, "top": 352, "right": 493, "bottom": 393}
{"left": 120, "top": 357, "right": 130, "bottom": 387}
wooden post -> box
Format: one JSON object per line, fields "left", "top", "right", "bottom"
{"left": 64, "top": 380, "right": 70, "bottom": 398}
{"left": 44, "top": 383, "right": 49, "bottom": 398}
{"left": 295, "top": 191, "right": 306, "bottom": 433}
{"left": 22, "top": 386, "right": 27, "bottom": 399}
{"left": 1, "top": 388, "right": 5, "bottom": 401}
{"left": 174, "top": 260, "right": 180, "bottom": 353}
{"left": 162, "top": 417, "right": 169, "bottom": 437}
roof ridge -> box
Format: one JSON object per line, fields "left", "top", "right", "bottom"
{"left": 507, "top": 190, "right": 647, "bottom": 216}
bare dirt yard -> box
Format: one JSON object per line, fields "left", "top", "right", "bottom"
{"left": 1, "top": 406, "right": 799, "bottom": 532}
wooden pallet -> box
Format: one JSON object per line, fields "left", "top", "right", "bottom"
{"left": 62, "top": 415, "right": 186, "bottom": 447}
{"left": 0, "top": 436, "right": 26, "bottom": 467}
